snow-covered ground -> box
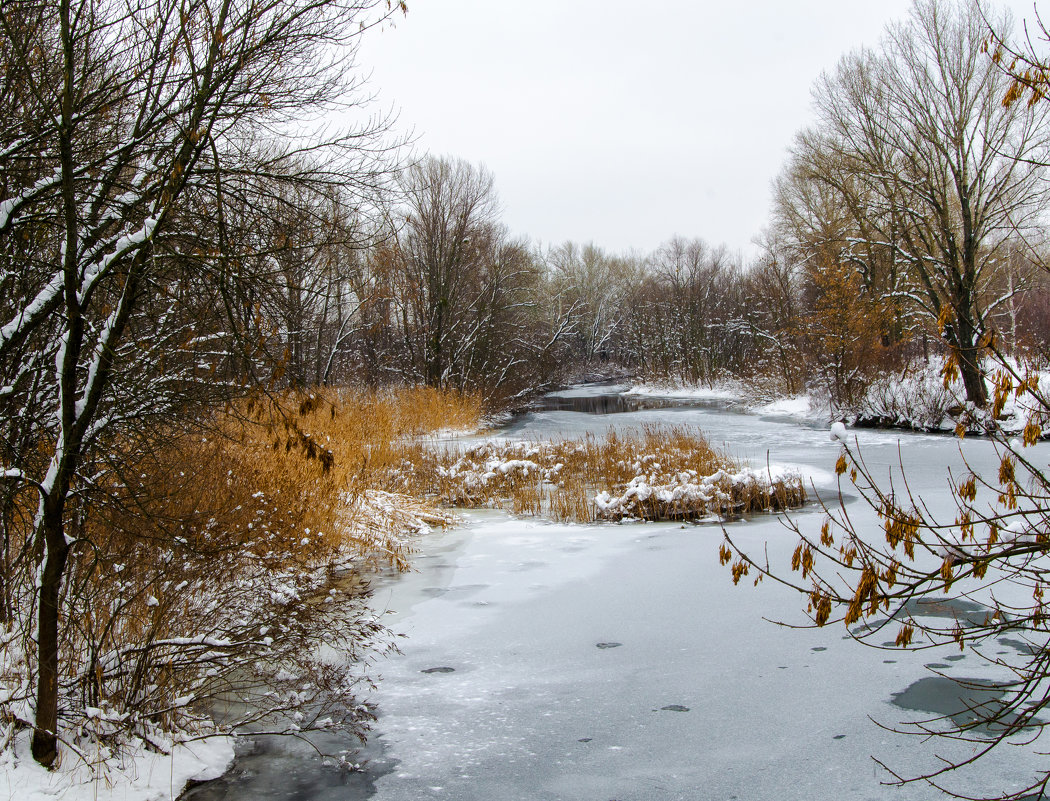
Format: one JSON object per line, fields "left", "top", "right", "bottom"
{"left": 624, "top": 380, "right": 818, "bottom": 421}
{"left": 621, "top": 382, "right": 742, "bottom": 402}
{"left": 186, "top": 395, "right": 1050, "bottom": 801}
{"left": 625, "top": 359, "right": 1050, "bottom": 433}
{"left": 3, "top": 730, "right": 233, "bottom": 801}
{"left": 753, "top": 393, "right": 814, "bottom": 419}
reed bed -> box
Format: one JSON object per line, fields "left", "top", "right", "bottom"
{"left": 387, "top": 425, "right": 806, "bottom": 523}
{"left": 213, "top": 384, "right": 480, "bottom": 570}
{"left": 55, "top": 384, "right": 481, "bottom": 659}
{"left": 78, "top": 385, "right": 481, "bottom": 649}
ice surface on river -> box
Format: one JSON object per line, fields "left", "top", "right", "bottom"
{"left": 359, "top": 403, "right": 1049, "bottom": 800}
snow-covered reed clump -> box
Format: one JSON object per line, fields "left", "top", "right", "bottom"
{"left": 389, "top": 425, "right": 806, "bottom": 523}
{"left": 592, "top": 465, "right": 803, "bottom": 521}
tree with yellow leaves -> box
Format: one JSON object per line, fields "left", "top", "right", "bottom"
{"left": 798, "top": 250, "right": 897, "bottom": 414}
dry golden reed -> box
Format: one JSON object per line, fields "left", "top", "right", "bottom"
{"left": 208, "top": 385, "right": 483, "bottom": 568}
{"left": 79, "top": 385, "right": 483, "bottom": 605}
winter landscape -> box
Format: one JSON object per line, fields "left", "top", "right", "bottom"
{"left": 6, "top": 0, "right": 1050, "bottom": 800}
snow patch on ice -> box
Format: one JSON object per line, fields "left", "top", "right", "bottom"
{"left": 623, "top": 382, "right": 740, "bottom": 401}
{"left": 757, "top": 395, "right": 812, "bottom": 418}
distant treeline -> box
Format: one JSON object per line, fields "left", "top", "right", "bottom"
{"left": 268, "top": 154, "right": 1050, "bottom": 415}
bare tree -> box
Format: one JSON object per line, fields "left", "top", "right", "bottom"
{"left": 544, "top": 241, "right": 640, "bottom": 371}
{"left": 215, "top": 161, "right": 382, "bottom": 388}
{"left": 0, "top": 0, "right": 402, "bottom": 767}
{"left": 388, "top": 156, "right": 554, "bottom": 400}
{"left": 789, "top": 0, "right": 1050, "bottom": 408}
{"left": 393, "top": 156, "right": 499, "bottom": 387}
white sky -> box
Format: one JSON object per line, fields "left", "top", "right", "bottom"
{"left": 357, "top": 0, "right": 1040, "bottom": 259}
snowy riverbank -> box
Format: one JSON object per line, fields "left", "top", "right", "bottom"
{"left": 624, "top": 381, "right": 817, "bottom": 420}
{"left": 625, "top": 359, "right": 1050, "bottom": 435}
{"left": 3, "top": 729, "right": 234, "bottom": 801}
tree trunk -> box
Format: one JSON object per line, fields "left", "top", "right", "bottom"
{"left": 951, "top": 298, "right": 988, "bottom": 409}
{"left": 957, "top": 348, "right": 988, "bottom": 408}
{"left": 31, "top": 504, "right": 70, "bottom": 767}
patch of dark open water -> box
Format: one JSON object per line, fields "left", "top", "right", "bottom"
{"left": 534, "top": 393, "right": 729, "bottom": 415}
{"left": 524, "top": 388, "right": 831, "bottom": 433}
{"left": 889, "top": 676, "right": 1023, "bottom": 737}
{"left": 851, "top": 596, "right": 1005, "bottom": 638}
{"left": 181, "top": 730, "right": 395, "bottom": 801}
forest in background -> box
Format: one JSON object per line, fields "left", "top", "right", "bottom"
{"left": 227, "top": 146, "right": 1050, "bottom": 422}
{"left": 225, "top": 0, "right": 1050, "bottom": 424}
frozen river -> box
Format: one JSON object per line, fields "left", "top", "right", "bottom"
{"left": 188, "top": 386, "right": 1050, "bottom": 801}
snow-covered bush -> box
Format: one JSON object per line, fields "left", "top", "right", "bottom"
{"left": 846, "top": 358, "right": 1050, "bottom": 435}
{"left": 852, "top": 361, "right": 956, "bottom": 430}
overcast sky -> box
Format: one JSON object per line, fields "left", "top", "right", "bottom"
{"left": 357, "top": 0, "right": 1040, "bottom": 259}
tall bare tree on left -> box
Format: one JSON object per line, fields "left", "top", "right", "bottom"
{"left": 0, "top": 0, "right": 402, "bottom": 767}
